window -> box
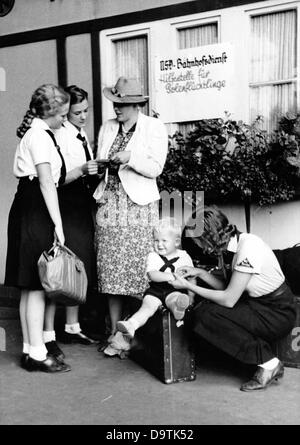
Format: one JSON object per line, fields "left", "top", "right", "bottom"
{"left": 112, "top": 35, "right": 149, "bottom": 115}
{"left": 249, "top": 10, "right": 297, "bottom": 132}
{"left": 178, "top": 23, "right": 218, "bottom": 49}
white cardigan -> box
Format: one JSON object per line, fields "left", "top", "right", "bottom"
{"left": 93, "top": 112, "right": 168, "bottom": 205}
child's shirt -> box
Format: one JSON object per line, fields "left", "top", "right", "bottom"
{"left": 146, "top": 249, "right": 194, "bottom": 274}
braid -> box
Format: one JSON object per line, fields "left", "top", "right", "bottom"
{"left": 16, "top": 109, "right": 37, "bottom": 138}
{"left": 16, "top": 84, "right": 69, "bottom": 139}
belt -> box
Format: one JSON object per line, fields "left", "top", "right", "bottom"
{"left": 265, "top": 281, "right": 288, "bottom": 298}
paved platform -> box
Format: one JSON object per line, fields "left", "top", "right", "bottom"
{"left": 0, "top": 343, "right": 299, "bottom": 425}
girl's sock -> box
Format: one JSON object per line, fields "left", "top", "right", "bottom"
{"left": 259, "top": 358, "right": 280, "bottom": 370}
{"left": 43, "top": 330, "right": 56, "bottom": 343}
{"left": 29, "top": 345, "right": 48, "bottom": 361}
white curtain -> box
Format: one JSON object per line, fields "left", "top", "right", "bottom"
{"left": 250, "top": 10, "right": 297, "bottom": 132}
{"left": 113, "top": 36, "right": 149, "bottom": 115}
{"left": 178, "top": 24, "right": 218, "bottom": 49}
{"left": 170, "top": 23, "right": 218, "bottom": 136}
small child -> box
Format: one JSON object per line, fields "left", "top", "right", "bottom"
{"left": 116, "top": 218, "right": 195, "bottom": 339}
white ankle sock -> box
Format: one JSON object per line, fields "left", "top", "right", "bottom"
{"left": 29, "top": 345, "right": 47, "bottom": 361}
{"left": 43, "top": 330, "right": 56, "bottom": 343}
{"left": 259, "top": 357, "right": 280, "bottom": 370}
{"left": 23, "top": 343, "right": 30, "bottom": 354}
{"left": 65, "top": 323, "right": 81, "bottom": 334}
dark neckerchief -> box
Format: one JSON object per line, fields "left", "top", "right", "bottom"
{"left": 158, "top": 255, "right": 180, "bottom": 273}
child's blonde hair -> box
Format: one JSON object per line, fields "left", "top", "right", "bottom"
{"left": 153, "top": 217, "right": 182, "bottom": 238}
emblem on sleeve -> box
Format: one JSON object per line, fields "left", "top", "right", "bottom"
{"left": 237, "top": 258, "right": 253, "bottom": 268}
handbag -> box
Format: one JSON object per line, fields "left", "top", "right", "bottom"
{"left": 38, "top": 241, "right": 88, "bottom": 306}
{"left": 273, "top": 244, "right": 300, "bottom": 295}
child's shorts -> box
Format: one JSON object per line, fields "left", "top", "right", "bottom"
{"left": 144, "top": 281, "right": 187, "bottom": 305}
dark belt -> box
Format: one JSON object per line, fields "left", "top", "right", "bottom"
{"left": 264, "top": 281, "right": 288, "bottom": 298}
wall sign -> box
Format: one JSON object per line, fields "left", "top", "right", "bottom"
{"left": 154, "top": 43, "right": 236, "bottom": 123}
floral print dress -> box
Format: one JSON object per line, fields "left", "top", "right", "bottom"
{"left": 95, "top": 124, "right": 159, "bottom": 297}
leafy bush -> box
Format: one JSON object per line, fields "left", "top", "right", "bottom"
{"left": 158, "top": 115, "right": 298, "bottom": 206}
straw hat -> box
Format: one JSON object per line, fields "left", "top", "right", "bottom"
{"left": 103, "top": 77, "right": 149, "bottom": 104}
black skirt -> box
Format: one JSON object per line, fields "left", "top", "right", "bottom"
{"left": 5, "top": 177, "right": 55, "bottom": 290}
{"left": 192, "top": 282, "right": 297, "bottom": 365}
{"left": 57, "top": 178, "right": 96, "bottom": 288}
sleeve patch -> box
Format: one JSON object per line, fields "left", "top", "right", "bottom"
{"left": 236, "top": 258, "right": 253, "bottom": 268}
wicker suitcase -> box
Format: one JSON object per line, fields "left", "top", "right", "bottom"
{"left": 127, "top": 298, "right": 196, "bottom": 384}
{"left": 275, "top": 296, "right": 300, "bottom": 368}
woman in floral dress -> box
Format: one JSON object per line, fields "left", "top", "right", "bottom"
{"left": 94, "top": 77, "right": 168, "bottom": 341}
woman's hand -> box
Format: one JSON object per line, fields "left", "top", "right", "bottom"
{"left": 110, "top": 151, "right": 131, "bottom": 165}
{"left": 81, "top": 160, "right": 99, "bottom": 176}
{"left": 54, "top": 225, "right": 65, "bottom": 246}
{"left": 168, "top": 273, "right": 191, "bottom": 290}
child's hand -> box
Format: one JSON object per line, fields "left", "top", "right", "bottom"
{"left": 177, "top": 266, "right": 206, "bottom": 279}
{"left": 168, "top": 273, "right": 190, "bottom": 290}
{"left": 176, "top": 268, "right": 188, "bottom": 278}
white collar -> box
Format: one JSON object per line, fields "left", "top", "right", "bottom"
{"left": 227, "top": 234, "right": 238, "bottom": 253}
{"left": 63, "top": 120, "right": 83, "bottom": 136}
{"left": 31, "top": 117, "right": 51, "bottom": 130}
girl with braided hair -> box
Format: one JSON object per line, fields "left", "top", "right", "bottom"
{"left": 171, "top": 206, "right": 296, "bottom": 391}
{"left": 5, "top": 84, "right": 71, "bottom": 373}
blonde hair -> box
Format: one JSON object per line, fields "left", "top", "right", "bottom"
{"left": 17, "top": 84, "right": 70, "bottom": 138}
{"left": 153, "top": 217, "right": 182, "bottom": 238}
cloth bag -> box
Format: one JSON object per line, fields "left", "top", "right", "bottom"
{"left": 38, "top": 241, "right": 88, "bottom": 306}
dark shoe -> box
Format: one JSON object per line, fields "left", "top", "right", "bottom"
{"left": 25, "top": 355, "right": 71, "bottom": 373}
{"left": 240, "top": 361, "right": 284, "bottom": 391}
{"left": 20, "top": 353, "right": 29, "bottom": 369}
{"left": 60, "top": 331, "right": 96, "bottom": 345}
{"left": 45, "top": 341, "right": 65, "bottom": 362}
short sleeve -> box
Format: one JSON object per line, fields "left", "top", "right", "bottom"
{"left": 179, "top": 251, "right": 194, "bottom": 268}
{"left": 234, "top": 239, "right": 262, "bottom": 274}
{"left": 146, "top": 252, "right": 163, "bottom": 273}
{"left": 29, "top": 130, "right": 53, "bottom": 166}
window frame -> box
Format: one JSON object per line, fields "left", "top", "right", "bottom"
{"left": 171, "top": 15, "right": 221, "bottom": 49}
{"left": 245, "top": 1, "right": 300, "bottom": 127}
{"left": 100, "top": 25, "right": 151, "bottom": 121}
{"left": 100, "top": 0, "right": 300, "bottom": 129}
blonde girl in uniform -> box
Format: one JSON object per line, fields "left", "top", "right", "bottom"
{"left": 5, "top": 84, "right": 71, "bottom": 373}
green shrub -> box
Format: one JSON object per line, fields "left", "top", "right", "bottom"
{"left": 158, "top": 115, "right": 298, "bottom": 206}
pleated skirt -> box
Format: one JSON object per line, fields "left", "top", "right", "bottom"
{"left": 5, "top": 177, "right": 55, "bottom": 290}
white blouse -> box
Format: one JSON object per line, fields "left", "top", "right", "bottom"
{"left": 13, "top": 118, "right": 62, "bottom": 185}
{"left": 55, "top": 121, "right": 93, "bottom": 172}
{"left": 228, "top": 233, "right": 285, "bottom": 297}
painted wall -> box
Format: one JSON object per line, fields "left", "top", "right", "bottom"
{"left": 0, "top": 0, "right": 299, "bottom": 284}
{"left": 0, "top": 41, "right": 58, "bottom": 283}
{"left": 0, "top": 0, "right": 194, "bottom": 36}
